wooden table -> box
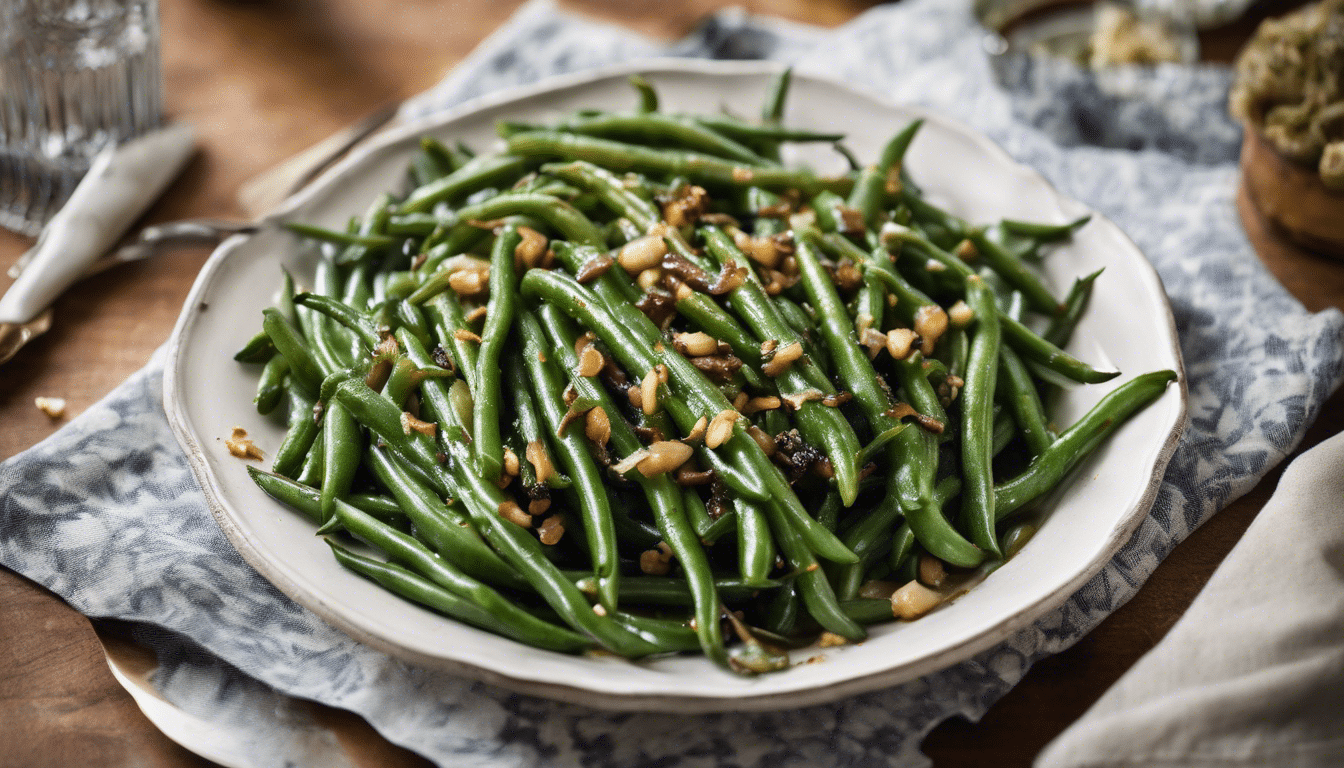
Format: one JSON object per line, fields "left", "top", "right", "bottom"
{"left": 2, "top": 1, "right": 1339, "bottom": 765}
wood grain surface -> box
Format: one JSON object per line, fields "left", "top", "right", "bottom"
{"left": 2, "top": 1, "right": 1341, "bottom": 766}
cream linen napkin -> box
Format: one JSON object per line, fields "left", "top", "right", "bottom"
{"left": 1038, "top": 430, "right": 1344, "bottom": 768}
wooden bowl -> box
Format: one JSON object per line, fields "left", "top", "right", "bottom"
{"left": 1239, "top": 126, "right": 1344, "bottom": 259}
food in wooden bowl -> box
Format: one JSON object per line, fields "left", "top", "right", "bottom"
{"left": 1231, "top": 0, "right": 1344, "bottom": 258}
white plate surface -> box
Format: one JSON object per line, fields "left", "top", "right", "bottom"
{"left": 165, "top": 60, "right": 1186, "bottom": 713}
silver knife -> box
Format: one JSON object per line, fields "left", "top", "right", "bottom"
{"left": 0, "top": 124, "right": 197, "bottom": 364}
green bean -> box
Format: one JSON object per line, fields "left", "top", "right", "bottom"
{"left": 762, "top": 582, "right": 799, "bottom": 635}
{"left": 254, "top": 355, "right": 289, "bottom": 415}
{"left": 570, "top": 574, "right": 772, "bottom": 606}
{"left": 998, "top": 344, "right": 1053, "bottom": 457}
{"left": 445, "top": 455, "right": 666, "bottom": 656}
{"left": 745, "top": 498, "right": 865, "bottom": 641}
{"left": 540, "top": 161, "right": 660, "bottom": 229}
{"left": 761, "top": 67, "right": 792, "bottom": 125}
{"left": 1001, "top": 311, "right": 1119, "bottom": 385}
{"left": 453, "top": 192, "right": 605, "bottom": 248}
{"left": 529, "top": 113, "right": 778, "bottom": 167}
{"left": 399, "top": 154, "right": 530, "bottom": 214}
{"left": 795, "top": 233, "right": 983, "bottom": 568}
{"left": 959, "top": 276, "right": 1003, "bottom": 556}
{"left": 473, "top": 225, "right": 522, "bottom": 482}
{"left": 425, "top": 293, "right": 481, "bottom": 393}
{"left": 506, "top": 131, "right": 850, "bottom": 195}
{"left": 363, "top": 445, "right": 526, "bottom": 590}
{"left": 700, "top": 226, "right": 862, "bottom": 505}
{"left": 536, "top": 304, "right": 730, "bottom": 665}
{"left": 629, "top": 74, "right": 658, "bottom": 113}
{"left": 830, "top": 487, "right": 902, "bottom": 600}
{"left": 1044, "top": 269, "right": 1102, "bottom": 349}
{"left": 967, "top": 230, "right": 1061, "bottom": 316}
{"left": 693, "top": 116, "right": 845, "bottom": 144}
{"left": 515, "top": 310, "right": 621, "bottom": 611}
{"left": 319, "top": 399, "right": 363, "bottom": 522}
{"left": 335, "top": 193, "right": 394, "bottom": 267}
{"left": 296, "top": 429, "right": 325, "bottom": 487}
{"left": 234, "top": 331, "right": 275, "bottom": 363}
{"left": 682, "top": 488, "right": 736, "bottom": 545}
{"left": 293, "top": 293, "right": 382, "bottom": 350}
{"left": 1000, "top": 214, "right": 1090, "bottom": 241}
{"left": 271, "top": 384, "right": 319, "bottom": 479}
{"left": 248, "top": 466, "right": 405, "bottom": 526}
{"left": 331, "top": 378, "right": 454, "bottom": 497}
{"left": 995, "top": 370, "right": 1177, "bottom": 519}
{"left": 848, "top": 119, "right": 921, "bottom": 229}
{"left": 331, "top": 502, "right": 594, "bottom": 652}
{"left": 737, "top": 498, "right": 777, "bottom": 587}
{"left": 840, "top": 598, "right": 896, "bottom": 625}
{"left": 284, "top": 222, "right": 395, "bottom": 250}
{"left": 993, "top": 404, "right": 1017, "bottom": 457}
{"left": 262, "top": 309, "right": 325, "bottom": 398}
{"left": 332, "top": 543, "right": 583, "bottom": 651}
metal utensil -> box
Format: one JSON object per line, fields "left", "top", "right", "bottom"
{"left": 0, "top": 124, "right": 197, "bottom": 364}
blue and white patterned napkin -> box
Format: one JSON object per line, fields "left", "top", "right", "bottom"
{"left": 3, "top": 0, "right": 1343, "bottom": 766}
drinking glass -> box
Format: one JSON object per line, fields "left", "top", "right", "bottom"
{"left": 1, "top": 0, "right": 162, "bottom": 236}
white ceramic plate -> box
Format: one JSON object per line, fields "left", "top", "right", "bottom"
{"left": 165, "top": 60, "right": 1186, "bottom": 713}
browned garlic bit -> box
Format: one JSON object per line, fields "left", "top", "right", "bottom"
{"left": 947, "top": 300, "right": 974, "bottom": 329}
{"left": 448, "top": 269, "right": 487, "bottom": 297}
{"left": 526, "top": 440, "right": 555, "bottom": 485}
{"left": 762, "top": 340, "right": 803, "bottom": 377}
{"left": 528, "top": 498, "right": 552, "bottom": 516}
{"left": 453, "top": 329, "right": 483, "bottom": 344}
{"left": 225, "top": 426, "right": 264, "bottom": 461}
{"left": 502, "top": 447, "right": 521, "bottom": 477}
{"left": 914, "top": 305, "right": 949, "bottom": 355}
{"left": 617, "top": 235, "right": 668, "bottom": 274}
{"left": 661, "top": 185, "right": 708, "bottom": 227}
{"left": 732, "top": 230, "right": 782, "bottom": 268}
{"left": 514, "top": 226, "right": 549, "bottom": 269}
{"left": 818, "top": 632, "right": 849, "bottom": 648}
{"left": 538, "top": 514, "right": 565, "bottom": 545}
{"left": 891, "top": 580, "right": 946, "bottom": 620}
{"left": 640, "top": 542, "right": 674, "bottom": 575}
{"left": 640, "top": 367, "right": 660, "bottom": 415}
{"left": 684, "top": 415, "right": 709, "bottom": 442}
{"left": 918, "top": 554, "right": 948, "bottom": 588}
{"left": 705, "top": 409, "right": 740, "bottom": 449}
{"left": 498, "top": 500, "right": 531, "bottom": 528}
{"left": 780, "top": 390, "right": 824, "bottom": 411}
{"left": 746, "top": 425, "right": 777, "bottom": 456}
{"left": 954, "top": 239, "right": 978, "bottom": 261}
{"left": 575, "top": 343, "right": 604, "bottom": 378}
{"left": 886, "top": 328, "right": 918, "bottom": 360}
{"left": 464, "top": 305, "right": 488, "bottom": 324}
{"left": 638, "top": 441, "right": 694, "bottom": 477}
{"left": 673, "top": 331, "right": 720, "bottom": 357}
{"left": 860, "top": 327, "right": 888, "bottom": 358}
{"left": 742, "top": 396, "right": 782, "bottom": 415}
{"left": 585, "top": 406, "right": 611, "bottom": 445}
{"left": 400, "top": 412, "right": 437, "bottom": 437}
{"left": 34, "top": 397, "right": 66, "bottom": 419}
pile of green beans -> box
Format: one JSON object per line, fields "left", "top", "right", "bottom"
{"left": 236, "top": 71, "right": 1177, "bottom": 674}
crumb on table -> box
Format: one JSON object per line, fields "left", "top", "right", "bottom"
{"left": 34, "top": 397, "right": 66, "bottom": 419}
